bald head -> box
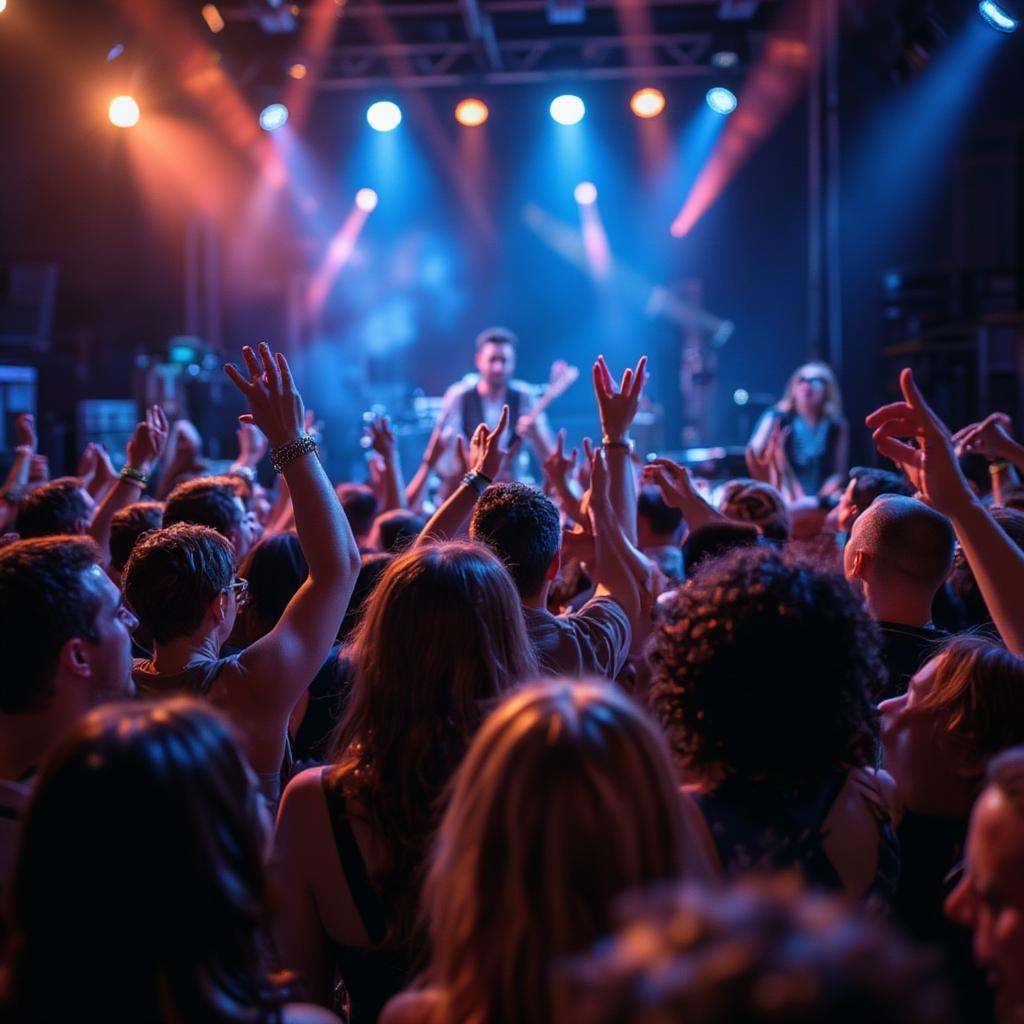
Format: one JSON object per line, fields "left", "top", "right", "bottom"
{"left": 846, "top": 495, "right": 954, "bottom": 595}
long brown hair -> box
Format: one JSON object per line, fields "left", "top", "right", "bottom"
{"left": 421, "top": 680, "right": 698, "bottom": 1024}
{"left": 328, "top": 541, "right": 537, "bottom": 941}
{"left": 1, "top": 699, "right": 283, "bottom": 1024}
{"left": 777, "top": 361, "right": 843, "bottom": 419}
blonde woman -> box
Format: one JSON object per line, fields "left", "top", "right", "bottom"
{"left": 748, "top": 361, "right": 848, "bottom": 496}
{"left": 382, "top": 680, "right": 719, "bottom": 1024}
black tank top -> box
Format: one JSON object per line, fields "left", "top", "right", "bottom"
{"left": 321, "top": 772, "right": 414, "bottom": 1024}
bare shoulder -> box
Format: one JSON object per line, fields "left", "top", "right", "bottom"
{"left": 282, "top": 1003, "right": 342, "bottom": 1024}
{"left": 380, "top": 989, "right": 445, "bottom": 1024}
{"left": 276, "top": 765, "right": 329, "bottom": 826}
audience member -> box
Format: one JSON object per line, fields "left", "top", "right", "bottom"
{"left": 0, "top": 699, "right": 337, "bottom": 1024}
{"left": 947, "top": 745, "right": 1024, "bottom": 1024}
{"left": 681, "top": 520, "right": 762, "bottom": 577}
{"left": 0, "top": 536, "right": 138, "bottom": 941}
{"left": 107, "top": 500, "right": 163, "bottom": 580}
{"left": 636, "top": 485, "right": 683, "bottom": 582}
{"left": 337, "top": 483, "right": 378, "bottom": 549}
{"left": 556, "top": 878, "right": 952, "bottom": 1024}
{"left": 834, "top": 465, "right": 915, "bottom": 535}
{"left": 381, "top": 680, "right": 718, "bottom": 1024}
{"left": 650, "top": 546, "right": 895, "bottom": 904}
{"left": 270, "top": 542, "right": 537, "bottom": 1023}
{"left": 372, "top": 508, "right": 427, "bottom": 553}
{"left": 14, "top": 478, "right": 94, "bottom": 539}
{"left": 164, "top": 473, "right": 260, "bottom": 563}
{"left": 717, "top": 478, "right": 790, "bottom": 541}
{"left": 124, "top": 343, "right": 360, "bottom": 801}
{"left": 844, "top": 494, "right": 954, "bottom": 698}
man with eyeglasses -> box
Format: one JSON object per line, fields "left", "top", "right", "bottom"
{"left": 123, "top": 343, "right": 361, "bottom": 805}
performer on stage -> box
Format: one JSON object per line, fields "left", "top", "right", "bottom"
{"left": 434, "top": 326, "right": 555, "bottom": 467}
{"left": 748, "top": 361, "right": 848, "bottom": 497}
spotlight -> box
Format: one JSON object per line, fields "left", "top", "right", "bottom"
{"left": 979, "top": 0, "right": 1020, "bottom": 31}
{"left": 549, "top": 94, "right": 585, "bottom": 126}
{"left": 367, "top": 100, "right": 402, "bottom": 132}
{"left": 629, "top": 88, "right": 665, "bottom": 119}
{"left": 108, "top": 95, "right": 140, "bottom": 128}
{"left": 706, "top": 87, "right": 738, "bottom": 115}
{"left": 574, "top": 182, "right": 598, "bottom": 205}
{"left": 711, "top": 50, "right": 740, "bottom": 68}
{"left": 355, "top": 188, "right": 379, "bottom": 212}
{"left": 201, "top": 3, "right": 225, "bottom": 33}
{"left": 288, "top": 62, "right": 308, "bottom": 79}
{"left": 733, "top": 388, "right": 750, "bottom": 406}
{"left": 0, "top": 1, "right": 7, "bottom": 12}
{"left": 259, "top": 103, "right": 289, "bottom": 132}
{"left": 454, "top": 98, "right": 489, "bottom": 127}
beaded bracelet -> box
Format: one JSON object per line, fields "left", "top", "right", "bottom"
{"left": 270, "top": 435, "right": 320, "bottom": 473}
{"left": 120, "top": 466, "right": 149, "bottom": 489}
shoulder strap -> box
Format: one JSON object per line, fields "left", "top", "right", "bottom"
{"left": 320, "top": 771, "right": 389, "bottom": 945}
{"left": 506, "top": 387, "right": 522, "bottom": 442}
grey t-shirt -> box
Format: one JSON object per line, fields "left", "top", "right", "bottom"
{"left": 523, "top": 596, "right": 631, "bottom": 679}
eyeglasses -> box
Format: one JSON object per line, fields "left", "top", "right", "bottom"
{"left": 226, "top": 577, "right": 249, "bottom": 604}
{"left": 797, "top": 375, "right": 828, "bottom": 386}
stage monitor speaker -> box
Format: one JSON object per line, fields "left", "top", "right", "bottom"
{"left": 0, "top": 264, "right": 59, "bottom": 351}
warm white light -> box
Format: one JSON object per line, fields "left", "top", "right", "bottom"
{"left": 574, "top": 181, "right": 598, "bottom": 205}
{"left": 355, "top": 188, "right": 379, "bottom": 212}
{"left": 367, "top": 100, "right": 402, "bottom": 132}
{"left": 455, "top": 98, "right": 489, "bottom": 127}
{"left": 630, "top": 88, "right": 665, "bottom": 119}
{"left": 108, "top": 95, "right": 141, "bottom": 128}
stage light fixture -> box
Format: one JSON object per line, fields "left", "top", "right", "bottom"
{"left": 367, "top": 100, "right": 402, "bottom": 132}
{"left": 355, "top": 188, "right": 379, "bottom": 212}
{"left": 108, "top": 95, "right": 140, "bottom": 128}
{"left": 455, "top": 98, "right": 489, "bottom": 127}
{"left": 574, "top": 181, "right": 598, "bottom": 205}
{"left": 0, "top": 0, "right": 9, "bottom": 11}
{"left": 979, "top": 0, "right": 1020, "bottom": 31}
{"left": 549, "top": 94, "right": 585, "bottom": 125}
{"left": 288, "top": 62, "right": 307, "bottom": 79}
{"left": 259, "top": 103, "right": 289, "bottom": 131}
{"left": 711, "top": 50, "right": 740, "bottom": 68}
{"left": 706, "top": 87, "right": 738, "bottom": 115}
{"left": 201, "top": 3, "right": 225, "bottom": 33}
{"left": 630, "top": 88, "right": 665, "bottom": 119}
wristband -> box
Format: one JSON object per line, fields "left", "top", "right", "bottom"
{"left": 462, "top": 471, "right": 491, "bottom": 495}
{"left": 270, "top": 435, "right": 320, "bottom": 473}
{"left": 600, "top": 438, "right": 634, "bottom": 452}
{"left": 990, "top": 461, "right": 1010, "bottom": 475}
{"left": 120, "top": 466, "right": 149, "bottom": 489}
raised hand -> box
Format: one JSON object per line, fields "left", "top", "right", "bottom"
{"left": 76, "top": 443, "right": 99, "bottom": 483}
{"left": 593, "top": 354, "right": 647, "bottom": 442}
{"left": 865, "top": 368, "right": 973, "bottom": 517}
{"left": 224, "top": 342, "right": 305, "bottom": 449}
{"left": 28, "top": 455, "right": 49, "bottom": 485}
{"left": 126, "top": 405, "right": 169, "bottom": 471}
{"left": 952, "top": 412, "right": 1016, "bottom": 460}
{"left": 543, "top": 429, "right": 578, "bottom": 488}
{"left": 236, "top": 422, "right": 269, "bottom": 467}
{"left": 641, "top": 458, "right": 697, "bottom": 511}
{"left": 469, "top": 405, "right": 511, "bottom": 481}
{"left": 94, "top": 444, "right": 117, "bottom": 486}
{"left": 364, "top": 414, "right": 396, "bottom": 460}
{"left": 15, "top": 414, "right": 36, "bottom": 455}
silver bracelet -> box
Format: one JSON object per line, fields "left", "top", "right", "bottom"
{"left": 270, "top": 435, "right": 319, "bottom": 473}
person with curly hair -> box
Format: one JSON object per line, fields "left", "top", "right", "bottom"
{"left": 649, "top": 545, "right": 897, "bottom": 905}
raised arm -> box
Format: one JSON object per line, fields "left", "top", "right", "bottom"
{"left": 867, "top": 368, "right": 1024, "bottom": 655}
{"left": 364, "top": 414, "right": 408, "bottom": 512}
{"left": 641, "top": 458, "right": 727, "bottom": 532}
{"left": 87, "top": 406, "right": 168, "bottom": 567}
{"left": 0, "top": 415, "right": 36, "bottom": 532}
{"left": 543, "top": 429, "right": 586, "bottom": 525}
{"left": 418, "top": 406, "right": 509, "bottom": 543}
{"left": 227, "top": 344, "right": 360, "bottom": 722}
{"left": 593, "top": 355, "right": 646, "bottom": 545}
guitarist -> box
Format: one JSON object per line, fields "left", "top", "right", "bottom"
{"left": 434, "top": 327, "right": 556, "bottom": 475}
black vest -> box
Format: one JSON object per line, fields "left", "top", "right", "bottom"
{"left": 460, "top": 384, "right": 523, "bottom": 443}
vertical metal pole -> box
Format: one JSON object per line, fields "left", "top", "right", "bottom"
{"left": 824, "top": 0, "right": 843, "bottom": 376}
{"left": 807, "top": 0, "right": 824, "bottom": 361}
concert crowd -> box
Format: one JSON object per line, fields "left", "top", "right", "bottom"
{"left": 2, "top": 332, "right": 1024, "bottom": 1024}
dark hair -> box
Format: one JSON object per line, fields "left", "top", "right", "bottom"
{"left": 637, "top": 486, "right": 683, "bottom": 538}
{"left": 336, "top": 483, "right": 378, "bottom": 540}
{"left": 650, "top": 547, "right": 882, "bottom": 799}
{"left": 374, "top": 509, "right": 428, "bottom": 553}
{"left": 340, "top": 552, "right": 394, "bottom": 642}
{"left": 164, "top": 475, "right": 244, "bottom": 538}
{"left": 3, "top": 699, "right": 287, "bottom": 1023}
{"left": 555, "top": 878, "right": 952, "bottom": 1024}
{"left": 718, "top": 479, "right": 789, "bottom": 541}
{"left": 681, "top": 521, "right": 762, "bottom": 578}
{"left": 14, "top": 479, "right": 91, "bottom": 539}
{"left": 849, "top": 466, "right": 915, "bottom": 504}
{"left": 123, "top": 523, "right": 234, "bottom": 643}
{"left": 950, "top": 507, "right": 1024, "bottom": 628}
{"left": 850, "top": 494, "right": 954, "bottom": 592}
{"left": 109, "top": 501, "right": 164, "bottom": 573}
{"left": 0, "top": 537, "right": 102, "bottom": 714}
{"left": 988, "top": 744, "right": 1024, "bottom": 811}
{"left": 470, "top": 482, "right": 561, "bottom": 597}
{"left": 474, "top": 326, "right": 518, "bottom": 352}
{"left": 329, "top": 542, "right": 537, "bottom": 941}
{"left": 237, "top": 530, "right": 308, "bottom": 632}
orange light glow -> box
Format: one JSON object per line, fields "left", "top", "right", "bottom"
{"left": 454, "top": 98, "right": 489, "bottom": 127}
{"left": 630, "top": 88, "right": 665, "bottom": 119}
{"left": 201, "top": 3, "right": 224, "bottom": 33}
{"left": 108, "top": 95, "right": 141, "bottom": 128}
{"left": 289, "top": 62, "right": 308, "bottom": 79}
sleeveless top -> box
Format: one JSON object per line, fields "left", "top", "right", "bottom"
{"left": 760, "top": 409, "right": 843, "bottom": 495}
{"left": 321, "top": 772, "right": 415, "bottom": 1024}
{"left": 694, "top": 771, "right": 899, "bottom": 906}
